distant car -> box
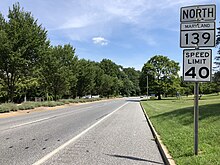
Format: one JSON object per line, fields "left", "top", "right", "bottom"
{"left": 82, "top": 95, "right": 92, "bottom": 99}
{"left": 140, "top": 96, "right": 144, "bottom": 98}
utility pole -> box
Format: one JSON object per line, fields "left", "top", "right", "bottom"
{"left": 147, "top": 75, "right": 149, "bottom": 100}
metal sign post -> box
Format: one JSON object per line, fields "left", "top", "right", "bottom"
{"left": 180, "top": 4, "right": 216, "bottom": 155}
{"left": 194, "top": 81, "right": 199, "bottom": 155}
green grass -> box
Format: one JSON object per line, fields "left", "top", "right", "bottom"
{"left": 141, "top": 94, "right": 220, "bottom": 165}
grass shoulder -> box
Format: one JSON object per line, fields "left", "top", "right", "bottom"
{"left": 141, "top": 94, "right": 220, "bottom": 165}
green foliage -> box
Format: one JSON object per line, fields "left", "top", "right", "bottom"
{"left": 40, "top": 44, "right": 77, "bottom": 100}
{"left": 18, "top": 102, "right": 39, "bottom": 110}
{"left": 123, "top": 67, "right": 141, "bottom": 96}
{"left": 0, "top": 103, "right": 18, "bottom": 112}
{"left": 150, "top": 96, "right": 156, "bottom": 100}
{"left": 76, "top": 59, "right": 96, "bottom": 97}
{"left": 140, "top": 55, "right": 180, "bottom": 99}
{"left": 0, "top": 3, "right": 49, "bottom": 102}
{"left": 0, "top": 98, "right": 104, "bottom": 113}
{"left": 215, "top": 25, "right": 220, "bottom": 70}
{"left": 100, "top": 59, "right": 120, "bottom": 77}
{"left": 40, "top": 101, "right": 65, "bottom": 107}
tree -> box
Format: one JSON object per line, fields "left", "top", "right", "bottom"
{"left": 91, "top": 62, "right": 105, "bottom": 95}
{"left": 76, "top": 59, "right": 96, "bottom": 97}
{"left": 99, "top": 74, "right": 115, "bottom": 97}
{"left": 0, "top": 3, "right": 49, "bottom": 102}
{"left": 180, "top": 80, "right": 194, "bottom": 96}
{"left": 40, "top": 44, "right": 77, "bottom": 100}
{"left": 215, "top": 24, "right": 220, "bottom": 70}
{"left": 123, "top": 67, "right": 141, "bottom": 96}
{"left": 140, "top": 55, "right": 180, "bottom": 100}
{"left": 100, "top": 59, "right": 120, "bottom": 78}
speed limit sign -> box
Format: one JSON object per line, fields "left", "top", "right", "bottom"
{"left": 183, "top": 49, "right": 212, "bottom": 82}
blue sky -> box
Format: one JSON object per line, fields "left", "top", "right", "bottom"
{"left": 0, "top": 0, "right": 219, "bottom": 71}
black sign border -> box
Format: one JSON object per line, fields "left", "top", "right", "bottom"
{"left": 183, "top": 49, "right": 212, "bottom": 82}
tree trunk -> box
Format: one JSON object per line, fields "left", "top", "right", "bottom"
{"left": 158, "top": 92, "right": 162, "bottom": 100}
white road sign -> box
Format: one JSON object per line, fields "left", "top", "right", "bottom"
{"left": 183, "top": 49, "right": 212, "bottom": 82}
{"left": 180, "top": 4, "right": 216, "bottom": 22}
{"left": 180, "top": 29, "right": 215, "bottom": 48}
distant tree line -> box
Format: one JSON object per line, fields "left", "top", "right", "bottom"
{"left": 0, "top": 3, "right": 220, "bottom": 103}
{"left": 0, "top": 3, "right": 141, "bottom": 103}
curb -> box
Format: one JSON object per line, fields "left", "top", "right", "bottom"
{"left": 140, "top": 102, "right": 176, "bottom": 165}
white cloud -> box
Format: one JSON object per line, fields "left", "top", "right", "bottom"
{"left": 92, "top": 37, "right": 109, "bottom": 46}
{"left": 2, "top": 0, "right": 217, "bottom": 42}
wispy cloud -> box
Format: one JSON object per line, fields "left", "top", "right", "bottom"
{"left": 1, "top": 0, "right": 217, "bottom": 43}
{"left": 92, "top": 37, "right": 109, "bottom": 46}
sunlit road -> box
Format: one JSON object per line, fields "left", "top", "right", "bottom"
{"left": 0, "top": 98, "right": 164, "bottom": 165}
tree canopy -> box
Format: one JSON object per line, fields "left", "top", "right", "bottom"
{"left": 0, "top": 3, "right": 49, "bottom": 102}
{"left": 140, "top": 55, "right": 180, "bottom": 99}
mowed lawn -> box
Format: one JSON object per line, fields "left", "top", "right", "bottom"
{"left": 141, "top": 94, "right": 220, "bottom": 165}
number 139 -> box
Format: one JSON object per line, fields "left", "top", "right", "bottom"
{"left": 185, "top": 32, "right": 210, "bottom": 45}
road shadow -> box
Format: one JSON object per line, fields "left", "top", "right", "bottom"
{"left": 105, "top": 154, "right": 164, "bottom": 164}
{"left": 150, "top": 103, "right": 220, "bottom": 126}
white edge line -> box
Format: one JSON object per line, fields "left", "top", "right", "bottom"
{"left": 32, "top": 102, "right": 129, "bottom": 165}
{"left": 9, "top": 117, "right": 53, "bottom": 129}
{"left": 7, "top": 105, "right": 98, "bottom": 130}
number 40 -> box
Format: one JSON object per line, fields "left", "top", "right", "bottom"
{"left": 185, "top": 67, "right": 209, "bottom": 79}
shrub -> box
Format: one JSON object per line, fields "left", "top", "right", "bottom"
{"left": 41, "top": 101, "right": 64, "bottom": 107}
{"left": 18, "top": 102, "right": 37, "bottom": 110}
{"left": 0, "top": 103, "right": 18, "bottom": 113}
{"left": 150, "top": 96, "right": 156, "bottom": 100}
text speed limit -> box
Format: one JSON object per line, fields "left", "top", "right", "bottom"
{"left": 180, "top": 30, "right": 215, "bottom": 48}
{"left": 183, "top": 49, "right": 212, "bottom": 82}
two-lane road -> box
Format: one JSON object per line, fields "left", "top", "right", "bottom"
{"left": 0, "top": 98, "right": 164, "bottom": 165}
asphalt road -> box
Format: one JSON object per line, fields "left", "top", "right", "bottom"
{"left": 0, "top": 98, "right": 164, "bottom": 165}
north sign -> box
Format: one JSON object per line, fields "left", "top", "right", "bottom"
{"left": 180, "top": 4, "right": 216, "bottom": 22}
{"left": 183, "top": 49, "right": 212, "bottom": 82}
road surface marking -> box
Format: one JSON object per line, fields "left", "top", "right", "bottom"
{"left": 32, "top": 102, "right": 128, "bottom": 165}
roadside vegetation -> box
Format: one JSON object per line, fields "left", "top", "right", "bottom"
{"left": 0, "top": 3, "right": 140, "bottom": 104}
{"left": 0, "top": 98, "right": 103, "bottom": 113}
{"left": 141, "top": 94, "right": 220, "bottom": 165}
